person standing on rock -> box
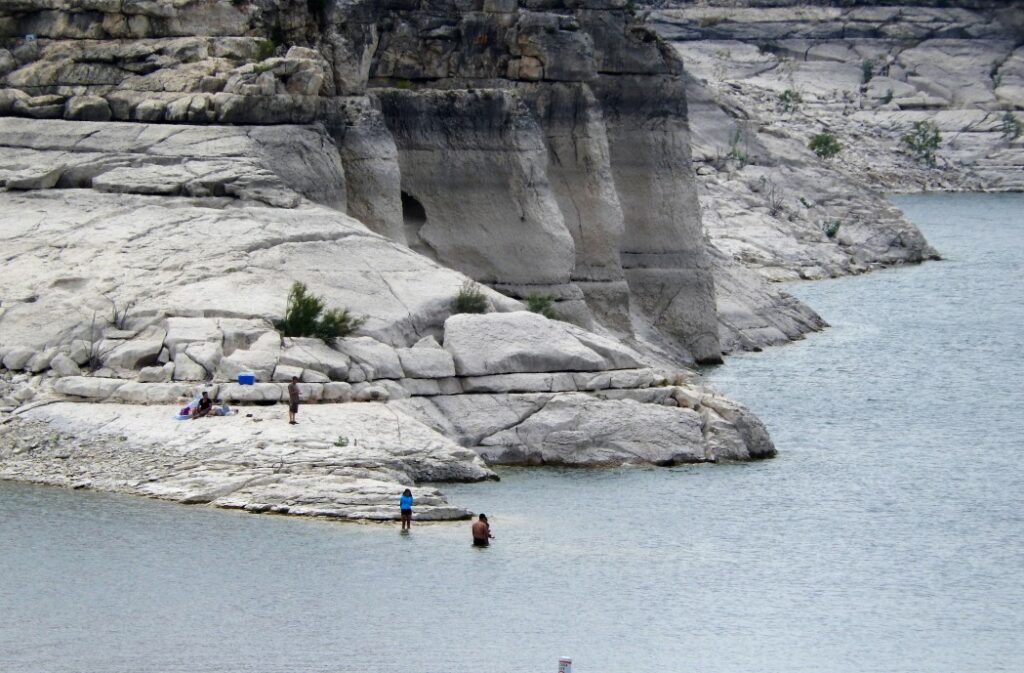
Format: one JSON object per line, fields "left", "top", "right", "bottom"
{"left": 472, "top": 513, "right": 493, "bottom": 547}
{"left": 399, "top": 488, "right": 414, "bottom": 530}
{"left": 287, "top": 376, "right": 300, "bottom": 425}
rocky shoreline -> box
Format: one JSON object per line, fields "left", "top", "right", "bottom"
{"left": 3, "top": 0, "right": 1018, "bottom": 523}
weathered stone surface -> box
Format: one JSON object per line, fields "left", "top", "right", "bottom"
{"left": 444, "top": 312, "right": 608, "bottom": 376}
{"left": 272, "top": 364, "right": 303, "bottom": 382}
{"left": 217, "top": 383, "right": 282, "bottom": 403}
{"left": 3, "top": 347, "right": 36, "bottom": 371}
{"left": 138, "top": 362, "right": 174, "bottom": 383}
{"left": 172, "top": 353, "right": 208, "bottom": 382}
{"left": 396, "top": 346, "right": 456, "bottom": 379}
{"left": 103, "top": 328, "right": 165, "bottom": 370}
{"left": 216, "top": 348, "right": 278, "bottom": 383}
{"left": 49, "top": 352, "right": 82, "bottom": 377}
{"left": 334, "top": 336, "right": 404, "bottom": 380}
{"left": 322, "top": 381, "right": 353, "bottom": 402}
{"left": 0, "top": 403, "right": 495, "bottom": 521}
{"left": 113, "top": 381, "right": 196, "bottom": 404}
{"left": 461, "top": 372, "right": 578, "bottom": 394}
{"left": 279, "top": 338, "right": 350, "bottom": 380}
{"left": 477, "top": 393, "right": 711, "bottom": 466}
{"left": 54, "top": 376, "right": 125, "bottom": 400}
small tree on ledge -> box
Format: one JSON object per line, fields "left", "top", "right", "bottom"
{"left": 274, "top": 282, "right": 365, "bottom": 343}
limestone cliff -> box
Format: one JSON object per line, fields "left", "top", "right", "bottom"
{"left": 638, "top": 1, "right": 1021, "bottom": 340}
{"left": 0, "top": 0, "right": 791, "bottom": 520}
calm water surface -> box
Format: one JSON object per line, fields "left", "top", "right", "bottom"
{"left": 2, "top": 194, "right": 1022, "bottom": 673}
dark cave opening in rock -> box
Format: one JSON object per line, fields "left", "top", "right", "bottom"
{"left": 401, "top": 191, "right": 437, "bottom": 260}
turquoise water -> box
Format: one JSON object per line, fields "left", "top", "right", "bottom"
{"left": 1, "top": 194, "right": 1022, "bottom": 672}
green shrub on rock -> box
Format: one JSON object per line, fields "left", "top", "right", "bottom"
{"left": 274, "top": 281, "right": 365, "bottom": 342}
{"left": 526, "top": 293, "right": 558, "bottom": 320}
{"left": 452, "top": 280, "right": 489, "bottom": 314}
{"left": 809, "top": 132, "right": 842, "bottom": 159}
{"left": 779, "top": 88, "right": 803, "bottom": 112}
{"left": 901, "top": 120, "right": 942, "bottom": 166}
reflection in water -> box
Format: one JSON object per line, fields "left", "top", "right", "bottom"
{"left": 1, "top": 194, "right": 1022, "bottom": 673}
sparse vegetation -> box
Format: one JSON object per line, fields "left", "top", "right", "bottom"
{"left": 105, "top": 294, "right": 135, "bottom": 331}
{"left": 1000, "top": 111, "right": 1021, "bottom": 142}
{"left": 881, "top": 88, "right": 894, "bottom": 104}
{"left": 799, "top": 196, "right": 813, "bottom": 209}
{"left": 526, "top": 293, "right": 558, "bottom": 320}
{"left": 393, "top": 78, "right": 414, "bottom": 90}
{"left": 255, "top": 39, "right": 277, "bottom": 61}
{"left": 808, "top": 132, "right": 842, "bottom": 159}
{"left": 901, "top": 120, "right": 942, "bottom": 166}
{"left": 274, "top": 282, "right": 366, "bottom": 342}
{"left": 727, "top": 127, "right": 749, "bottom": 167}
{"left": 824, "top": 220, "right": 841, "bottom": 239}
{"left": 990, "top": 61, "right": 1003, "bottom": 88}
{"left": 762, "top": 177, "right": 785, "bottom": 217}
{"left": 779, "top": 88, "right": 803, "bottom": 112}
{"left": 452, "top": 280, "right": 489, "bottom": 314}
{"left": 334, "top": 436, "right": 349, "bottom": 447}
{"left": 861, "top": 59, "right": 874, "bottom": 85}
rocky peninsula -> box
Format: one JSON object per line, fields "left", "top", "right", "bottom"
{"left": 1, "top": 0, "right": 1017, "bottom": 522}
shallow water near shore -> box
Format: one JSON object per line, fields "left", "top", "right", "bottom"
{"left": 2, "top": 193, "right": 1023, "bottom": 673}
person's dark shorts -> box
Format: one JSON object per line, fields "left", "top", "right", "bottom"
{"left": 289, "top": 401, "right": 299, "bottom": 413}
{"left": 472, "top": 538, "right": 489, "bottom": 547}
{"left": 401, "top": 508, "right": 412, "bottom": 517}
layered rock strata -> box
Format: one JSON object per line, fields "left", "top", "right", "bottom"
{"left": 643, "top": 1, "right": 1021, "bottom": 293}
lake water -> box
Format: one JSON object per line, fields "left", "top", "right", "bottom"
{"left": 2, "top": 194, "right": 1022, "bottom": 673}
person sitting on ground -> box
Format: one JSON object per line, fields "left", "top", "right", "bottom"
{"left": 471, "top": 513, "right": 493, "bottom": 547}
{"left": 191, "top": 391, "right": 213, "bottom": 419}
{"left": 400, "top": 488, "right": 414, "bottom": 531}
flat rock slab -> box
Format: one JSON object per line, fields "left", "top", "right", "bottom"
{"left": 443, "top": 311, "right": 611, "bottom": 376}
{"left": 0, "top": 402, "right": 495, "bottom": 521}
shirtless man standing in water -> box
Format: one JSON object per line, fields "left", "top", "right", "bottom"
{"left": 471, "top": 513, "right": 493, "bottom": 547}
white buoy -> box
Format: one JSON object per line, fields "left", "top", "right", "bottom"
{"left": 558, "top": 657, "right": 572, "bottom": 673}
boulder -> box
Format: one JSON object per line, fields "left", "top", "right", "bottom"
{"left": 103, "top": 329, "right": 166, "bottom": 369}
{"left": 183, "top": 341, "right": 222, "bottom": 375}
{"left": 352, "top": 383, "right": 390, "bottom": 402}
{"left": 217, "top": 383, "right": 282, "bottom": 403}
{"left": 172, "top": 353, "right": 208, "bottom": 381}
{"left": 322, "top": 381, "right": 353, "bottom": 402}
{"left": 26, "top": 348, "right": 58, "bottom": 373}
{"left": 396, "top": 347, "right": 456, "bottom": 379}
{"left": 64, "top": 95, "right": 112, "bottom": 122}
{"left": 54, "top": 376, "right": 125, "bottom": 400}
{"left": 2, "top": 347, "right": 36, "bottom": 371}
{"left": 477, "top": 394, "right": 709, "bottom": 466}
{"left": 216, "top": 348, "right": 278, "bottom": 383}
{"left": 300, "top": 369, "right": 330, "bottom": 384}
{"left": 5, "top": 164, "right": 64, "bottom": 190}
{"left": 272, "top": 364, "right": 303, "bottom": 382}
{"left": 443, "top": 312, "right": 608, "bottom": 376}
{"left": 138, "top": 362, "right": 174, "bottom": 383}
{"left": 49, "top": 352, "right": 82, "bottom": 377}
{"left": 114, "top": 382, "right": 195, "bottom": 404}
{"left": 164, "top": 317, "right": 222, "bottom": 352}
{"left": 278, "top": 338, "right": 350, "bottom": 380}
{"left": 334, "top": 337, "right": 404, "bottom": 380}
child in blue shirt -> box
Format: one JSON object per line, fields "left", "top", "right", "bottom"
{"left": 399, "top": 489, "right": 413, "bottom": 530}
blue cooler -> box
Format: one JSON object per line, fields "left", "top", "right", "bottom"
{"left": 238, "top": 372, "right": 256, "bottom": 385}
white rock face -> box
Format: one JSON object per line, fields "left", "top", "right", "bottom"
{"left": 0, "top": 403, "right": 495, "bottom": 521}
{"left": 396, "top": 346, "right": 456, "bottom": 379}
{"left": 477, "top": 393, "right": 709, "bottom": 466}
{"left": 278, "top": 338, "right": 351, "bottom": 380}
{"left": 334, "top": 336, "right": 404, "bottom": 380}
{"left": 53, "top": 376, "right": 125, "bottom": 400}
{"left": 443, "top": 312, "right": 609, "bottom": 376}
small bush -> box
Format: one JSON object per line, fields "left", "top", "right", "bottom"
{"left": 881, "top": 88, "right": 894, "bottom": 104}
{"left": 990, "top": 61, "right": 1003, "bottom": 88}
{"left": 255, "top": 39, "right": 277, "bottom": 61}
{"left": 824, "top": 220, "right": 841, "bottom": 239}
{"left": 526, "top": 293, "right": 558, "bottom": 320}
{"left": 452, "top": 280, "right": 488, "bottom": 314}
{"left": 901, "top": 120, "right": 942, "bottom": 166}
{"left": 393, "top": 78, "right": 414, "bottom": 90}
{"left": 762, "top": 177, "right": 785, "bottom": 217}
{"left": 1001, "top": 111, "right": 1021, "bottom": 142}
{"left": 779, "top": 88, "right": 803, "bottom": 112}
{"left": 808, "top": 132, "right": 842, "bottom": 159}
{"left": 861, "top": 59, "right": 874, "bottom": 85}
{"left": 274, "top": 282, "right": 365, "bottom": 342}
